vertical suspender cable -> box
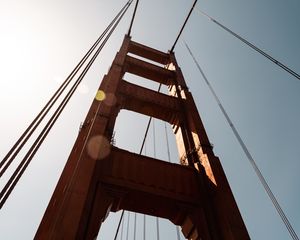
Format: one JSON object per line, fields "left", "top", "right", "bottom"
{"left": 126, "top": 212, "right": 130, "bottom": 240}
{"left": 153, "top": 119, "right": 156, "bottom": 158}
{"left": 156, "top": 218, "right": 160, "bottom": 240}
{"left": 184, "top": 41, "right": 299, "bottom": 240}
{"left": 143, "top": 141, "right": 147, "bottom": 240}
{"left": 195, "top": 7, "right": 300, "bottom": 81}
{"left": 143, "top": 214, "right": 146, "bottom": 240}
{"left": 164, "top": 123, "right": 171, "bottom": 163}
{"left": 152, "top": 120, "right": 160, "bottom": 240}
{"left": 133, "top": 213, "right": 137, "bottom": 240}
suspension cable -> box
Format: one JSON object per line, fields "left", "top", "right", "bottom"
{"left": 195, "top": 7, "right": 300, "bottom": 81}
{"left": 0, "top": 0, "right": 133, "bottom": 209}
{"left": 128, "top": 0, "right": 140, "bottom": 36}
{"left": 170, "top": 0, "right": 197, "bottom": 52}
{"left": 0, "top": 2, "right": 130, "bottom": 178}
{"left": 184, "top": 41, "right": 299, "bottom": 240}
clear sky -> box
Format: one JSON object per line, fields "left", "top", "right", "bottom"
{"left": 0, "top": 0, "right": 299, "bottom": 239}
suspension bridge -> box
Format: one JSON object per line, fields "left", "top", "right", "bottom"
{"left": 0, "top": 0, "right": 299, "bottom": 239}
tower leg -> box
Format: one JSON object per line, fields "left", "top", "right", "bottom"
{"left": 84, "top": 185, "right": 113, "bottom": 240}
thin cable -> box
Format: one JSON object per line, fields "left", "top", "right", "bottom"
{"left": 153, "top": 119, "right": 156, "bottom": 158}
{"left": 0, "top": 0, "right": 131, "bottom": 177}
{"left": 140, "top": 117, "right": 152, "bottom": 154}
{"left": 143, "top": 144, "right": 147, "bottom": 240}
{"left": 128, "top": 0, "right": 140, "bottom": 36}
{"left": 184, "top": 41, "right": 299, "bottom": 240}
{"left": 152, "top": 120, "right": 160, "bottom": 240}
{"left": 126, "top": 212, "right": 130, "bottom": 240}
{"left": 0, "top": 0, "right": 133, "bottom": 209}
{"left": 195, "top": 7, "right": 300, "bottom": 81}
{"left": 156, "top": 217, "right": 160, "bottom": 240}
{"left": 170, "top": 0, "right": 198, "bottom": 52}
{"left": 144, "top": 135, "right": 147, "bottom": 155}
{"left": 143, "top": 214, "right": 146, "bottom": 240}
{"left": 133, "top": 213, "right": 137, "bottom": 240}
{"left": 164, "top": 123, "right": 171, "bottom": 163}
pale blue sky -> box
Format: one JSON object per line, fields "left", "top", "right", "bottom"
{"left": 0, "top": 0, "right": 299, "bottom": 239}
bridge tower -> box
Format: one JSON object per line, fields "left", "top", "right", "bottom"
{"left": 35, "top": 35, "right": 249, "bottom": 239}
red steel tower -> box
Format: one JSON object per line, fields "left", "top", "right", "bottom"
{"left": 35, "top": 36, "right": 249, "bottom": 240}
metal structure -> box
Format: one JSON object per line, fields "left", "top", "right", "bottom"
{"left": 35, "top": 35, "right": 250, "bottom": 239}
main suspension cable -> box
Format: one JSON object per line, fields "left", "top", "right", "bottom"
{"left": 0, "top": 0, "right": 131, "bottom": 178}
{"left": 0, "top": 0, "right": 133, "bottom": 209}
{"left": 184, "top": 41, "right": 299, "bottom": 240}
{"left": 128, "top": 0, "right": 140, "bottom": 36}
{"left": 170, "top": 0, "right": 197, "bottom": 52}
{"left": 195, "top": 7, "right": 300, "bottom": 81}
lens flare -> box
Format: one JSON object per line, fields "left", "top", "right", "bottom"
{"left": 95, "top": 90, "right": 106, "bottom": 101}
{"left": 87, "top": 135, "right": 111, "bottom": 160}
{"left": 104, "top": 93, "right": 117, "bottom": 107}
